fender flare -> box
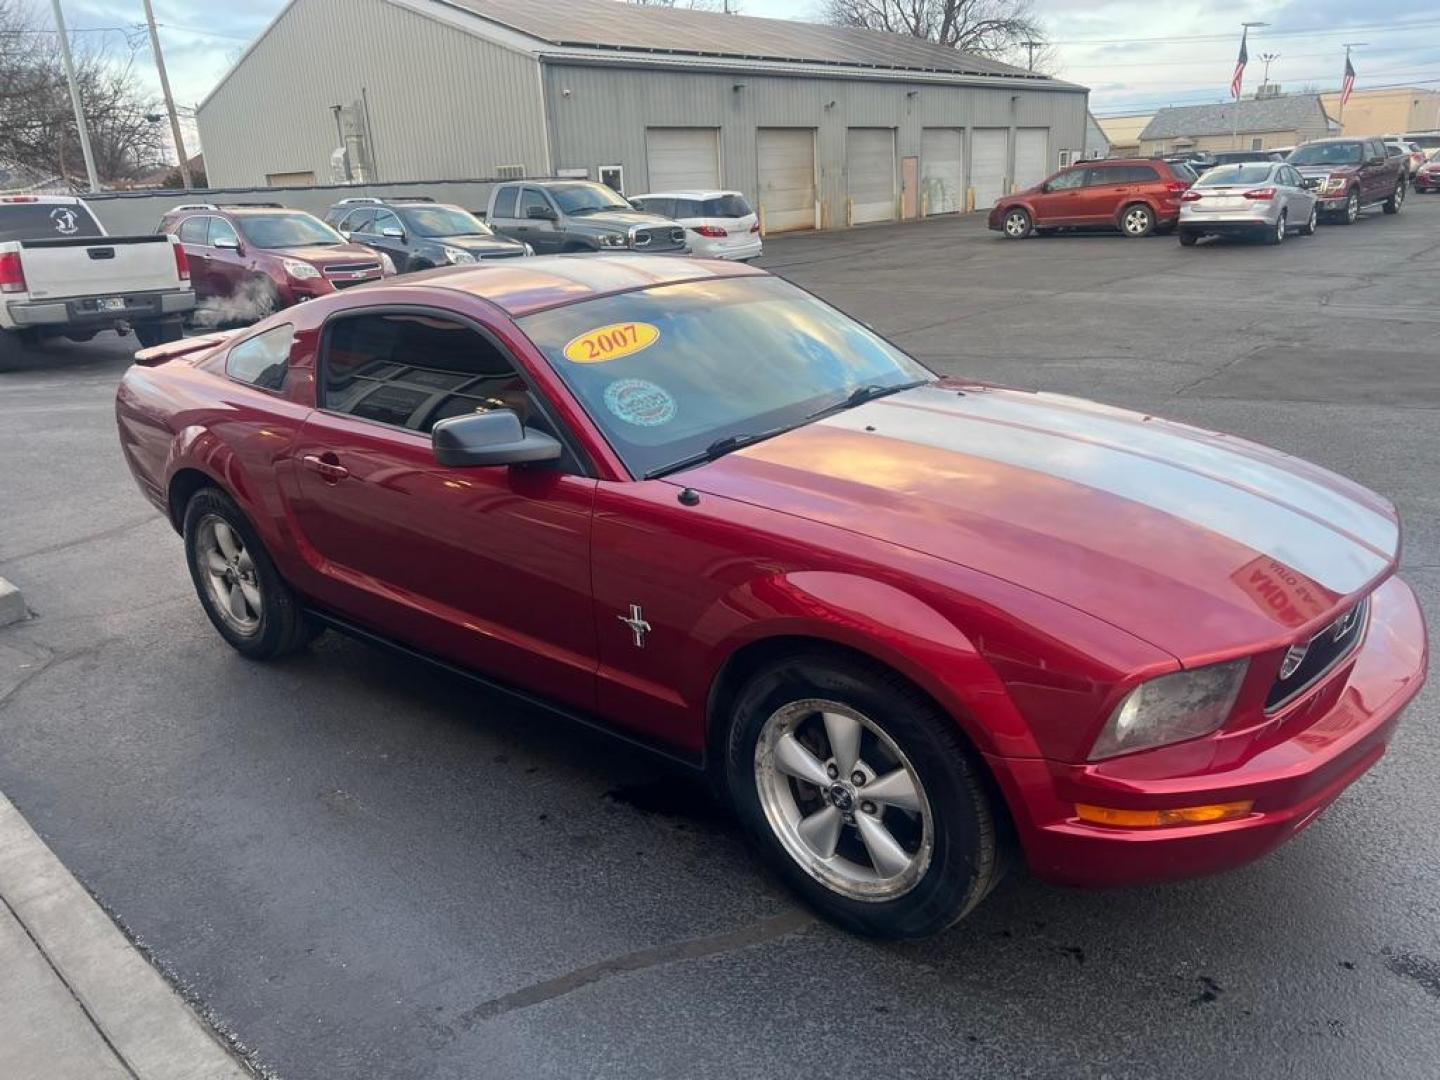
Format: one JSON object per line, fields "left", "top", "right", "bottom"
{"left": 697, "top": 570, "right": 1043, "bottom": 760}
{"left": 162, "top": 425, "right": 260, "bottom": 531}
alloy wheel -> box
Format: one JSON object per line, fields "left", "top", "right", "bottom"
{"left": 1004, "top": 211, "right": 1029, "bottom": 238}
{"left": 1276, "top": 212, "right": 1286, "bottom": 242}
{"left": 1346, "top": 191, "right": 1359, "bottom": 223}
{"left": 196, "top": 514, "right": 262, "bottom": 635}
{"left": 1307, "top": 205, "right": 1318, "bottom": 233}
{"left": 754, "top": 699, "right": 934, "bottom": 902}
{"left": 1123, "top": 207, "right": 1151, "bottom": 236}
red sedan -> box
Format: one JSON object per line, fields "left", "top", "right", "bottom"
{"left": 116, "top": 256, "right": 1428, "bottom": 938}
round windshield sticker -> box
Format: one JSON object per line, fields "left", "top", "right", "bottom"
{"left": 50, "top": 207, "right": 79, "bottom": 235}
{"left": 563, "top": 321, "right": 660, "bottom": 364}
{"left": 604, "top": 378, "right": 676, "bottom": 427}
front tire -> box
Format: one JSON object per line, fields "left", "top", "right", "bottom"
{"left": 1119, "top": 202, "right": 1154, "bottom": 238}
{"left": 183, "top": 488, "right": 317, "bottom": 660}
{"left": 724, "top": 653, "right": 1001, "bottom": 939}
{"left": 1339, "top": 188, "right": 1360, "bottom": 224}
{"left": 1001, "top": 207, "right": 1032, "bottom": 239}
{"left": 1298, "top": 203, "right": 1319, "bottom": 236}
{"left": 1383, "top": 180, "right": 1405, "bottom": 214}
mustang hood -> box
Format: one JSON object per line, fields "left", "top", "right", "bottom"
{"left": 682, "top": 384, "right": 1400, "bottom": 659}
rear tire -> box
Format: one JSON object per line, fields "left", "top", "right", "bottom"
{"left": 182, "top": 488, "right": 318, "bottom": 661}
{"left": 1001, "top": 207, "right": 1032, "bottom": 239}
{"left": 1383, "top": 180, "right": 1405, "bottom": 214}
{"left": 1178, "top": 230, "right": 1198, "bottom": 247}
{"left": 723, "top": 652, "right": 1002, "bottom": 939}
{"left": 1264, "top": 210, "right": 1287, "bottom": 245}
{"left": 1119, "top": 202, "right": 1154, "bottom": 238}
{"left": 134, "top": 318, "right": 183, "bottom": 348}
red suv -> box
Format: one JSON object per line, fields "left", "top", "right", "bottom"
{"left": 990, "top": 159, "right": 1195, "bottom": 240}
{"left": 159, "top": 203, "right": 392, "bottom": 322}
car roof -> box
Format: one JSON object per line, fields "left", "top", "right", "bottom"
{"left": 635, "top": 190, "right": 742, "bottom": 200}
{"left": 405, "top": 254, "right": 765, "bottom": 316}
{"left": 0, "top": 194, "right": 83, "bottom": 205}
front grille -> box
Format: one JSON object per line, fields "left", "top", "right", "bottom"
{"left": 1265, "top": 597, "right": 1370, "bottom": 711}
{"left": 331, "top": 277, "right": 375, "bottom": 290}
{"left": 323, "top": 262, "right": 381, "bottom": 276}
{"left": 480, "top": 250, "right": 526, "bottom": 260}
{"left": 631, "top": 226, "right": 686, "bottom": 251}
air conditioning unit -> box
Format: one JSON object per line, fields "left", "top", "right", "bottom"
{"left": 1256, "top": 83, "right": 1282, "bottom": 99}
{"left": 494, "top": 164, "right": 524, "bottom": 180}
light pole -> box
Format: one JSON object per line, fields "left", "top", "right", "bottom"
{"left": 142, "top": 0, "right": 192, "bottom": 189}
{"left": 1233, "top": 21, "right": 1269, "bottom": 150}
{"left": 48, "top": 0, "right": 99, "bottom": 192}
{"left": 1260, "top": 52, "right": 1280, "bottom": 89}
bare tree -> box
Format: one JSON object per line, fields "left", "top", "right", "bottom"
{"left": 823, "top": 0, "right": 1048, "bottom": 68}
{"left": 0, "top": 1, "right": 168, "bottom": 187}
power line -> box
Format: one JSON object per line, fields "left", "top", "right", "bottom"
{"left": 1045, "top": 17, "right": 1440, "bottom": 47}
{"left": 1091, "top": 76, "right": 1440, "bottom": 116}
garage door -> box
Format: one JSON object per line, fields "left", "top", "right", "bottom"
{"left": 970, "top": 128, "right": 1009, "bottom": 210}
{"left": 1014, "top": 128, "right": 1050, "bottom": 191}
{"left": 920, "top": 128, "right": 963, "bottom": 215}
{"left": 846, "top": 128, "right": 896, "bottom": 225}
{"left": 757, "top": 128, "right": 816, "bottom": 233}
{"left": 645, "top": 128, "right": 720, "bottom": 192}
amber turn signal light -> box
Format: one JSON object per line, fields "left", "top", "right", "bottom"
{"left": 1075, "top": 801, "right": 1254, "bottom": 828}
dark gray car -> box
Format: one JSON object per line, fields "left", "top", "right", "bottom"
{"left": 485, "top": 181, "right": 686, "bottom": 254}
{"left": 325, "top": 197, "right": 530, "bottom": 272}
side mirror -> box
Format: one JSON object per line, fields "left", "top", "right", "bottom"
{"left": 381, "top": 226, "right": 405, "bottom": 240}
{"left": 1039, "top": 182, "right": 1052, "bottom": 193}
{"left": 432, "top": 409, "right": 561, "bottom": 468}
{"left": 214, "top": 235, "right": 240, "bottom": 251}
{"left": 526, "top": 204, "right": 557, "bottom": 221}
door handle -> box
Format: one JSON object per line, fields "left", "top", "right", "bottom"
{"left": 302, "top": 453, "right": 349, "bottom": 483}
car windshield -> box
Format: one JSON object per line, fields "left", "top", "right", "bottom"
{"left": 237, "top": 213, "right": 344, "bottom": 248}
{"left": 403, "top": 205, "right": 492, "bottom": 237}
{"left": 1289, "top": 143, "right": 1362, "bottom": 165}
{"left": 0, "top": 202, "right": 104, "bottom": 242}
{"left": 1197, "top": 164, "right": 1275, "bottom": 185}
{"left": 518, "top": 276, "right": 932, "bottom": 478}
{"left": 549, "top": 183, "right": 632, "bottom": 214}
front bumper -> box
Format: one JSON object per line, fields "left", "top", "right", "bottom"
{"left": 986, "top": 575, "right": 1427, "bottom": 888}
{"left": 1316, "top": 192, "right": 1353, "bottom": 209}
{"left": 1414, "top": 175, "right": 1440, "bottom": 192}
{"left": 8, "top": 289, "right": 195, "bottom": 328}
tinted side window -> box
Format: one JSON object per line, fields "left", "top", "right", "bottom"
{"left": 177, "top": 216, "right": 208, "bottom": 244}
{"left": 372, "top": 210, "right": 402, "bottom": 235}
{"left": 208, "top": 217, "right": 239, "bottom": 247}
{"left": 492, "top": 186, "right": 518, "bottom": 218}
{"left": 226, "top": 325, "right": 293, "bottom": 391}
{"left": 702, "top": 194, "right": 752, "bottom": 217}
{"left": 341, "top": 208, "right": 375, "bottom": 233}
{"left": 518, "top": 188, "right": 552, "bottom": 218}
{"left": 637, "top": 197, "right": 674, "bottom": 217}
{"left": 673, "top": 199, "right": 703, "bottom": 218}
{"left": 321, "top": 312, "right": 535, "bottom": 434}
{"left": 1081, "top": 166, "right": 1114, "bottom": 187}
{"left": 1047, "top": 169, "right": 1085, "bottom": 191}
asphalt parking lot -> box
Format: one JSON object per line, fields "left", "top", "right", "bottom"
{"left": 2, "top": 196, "right": 1438, "bottom": 1080}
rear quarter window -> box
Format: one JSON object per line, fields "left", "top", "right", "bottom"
{"left": 492, "top": 186, "right": 519, "bottom": 218}
{"left": 0, "top": 202, "right": 104, "bottom": 242}
{"left": 226, "top": 324, "right": 294, "bottom": 392}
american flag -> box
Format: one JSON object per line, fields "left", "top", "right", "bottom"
{"left": 1340, "top": 55, "right": 1356, "bottom": 108}
{"left": 1230, "top": 29, "right": 1249, "bottom": 100}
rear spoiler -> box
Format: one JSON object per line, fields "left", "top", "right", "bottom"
{"left": 133, "top": 329, "right": 239, "bottom": 367}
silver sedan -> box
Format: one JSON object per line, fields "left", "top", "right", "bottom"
{"left": 1177, "top": 162, "right": 1319, "bottom": 246}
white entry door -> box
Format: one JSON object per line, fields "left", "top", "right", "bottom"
{"left": 756, "top": 128, "right": 817, "bottom": 233}
{"left": 920, "top": 128, "right": 963, "bottom": 215}
{"left": 846, "top": 128, "right": 897, "bottom": 224}
{"left": 645, "top": 128, "right": 720, "bottom": 192}
{"left": 970, "top": 128, "right": 1009, "bottom": 210}
{"left": 1014, "top": 128, "right": 1051, "bottom": 191}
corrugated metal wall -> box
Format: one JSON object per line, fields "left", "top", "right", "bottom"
{"left": 542, "top": 63, "right": 1088, "bottom": 225}
{"left": 197, "top": 0, "right": 549, "bottom": 186}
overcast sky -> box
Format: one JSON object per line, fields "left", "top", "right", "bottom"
{"left": 55, "top": 0, "right": 1440, "bottom": 156}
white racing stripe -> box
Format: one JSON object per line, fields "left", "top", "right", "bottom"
{"left": 825, "top": 388, "right": 1392, "bottom": 595}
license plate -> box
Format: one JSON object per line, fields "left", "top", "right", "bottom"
{"left": 98, "top": 297, "right": 126, "bottom": 312}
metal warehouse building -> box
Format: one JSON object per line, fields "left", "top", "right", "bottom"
{"left": 198, "top": 0, "right": 1087, "bottom": 231}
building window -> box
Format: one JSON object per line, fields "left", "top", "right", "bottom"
{"left": 598, "top": 165, "right": 624, "bottom": 194}
{"left": 1251, "top": 137, "right": 1264, "bottom": 151}
{"left": 1058, "top": 150, "right": 1074, "bottom": 167}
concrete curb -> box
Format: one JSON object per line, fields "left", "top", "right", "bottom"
{"left": 0, "top": 577, "right": 23, "bottom": 627}
{"left": 0, "top": 793, "right": 251, "bottom": 1079}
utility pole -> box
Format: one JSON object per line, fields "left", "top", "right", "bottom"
{"left": 49, "top": 0, "right": 99, "bottom": 192}
{"left": 1020, "top": 40, "right": 1042, "bottom": 72}
{"left": 142, "top": 0, "right": 192, "bottom": 189}
{"left": 1233, "top": 21, "right": 1269, "bottom": 150}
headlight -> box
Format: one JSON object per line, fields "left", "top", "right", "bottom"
{"left": 597, "top": 233, "right": 628, "bottom": 249}
{"left": 282, "top": 258, "right": 321, "bottom": 280}
{"left": 1322, "top": 177, "right": 1346, "bottom": 192}
{"left": 379, "top": 253, "right": 396, "bottom": 275}
{"left": 522, "top": 243, "right": 535, "bottom": 256}
{"left": 1089, "top": 659, "right": 1248, "bottom": 760}
{"left": 443, "top": 246, "right": 476, "bottom": 265}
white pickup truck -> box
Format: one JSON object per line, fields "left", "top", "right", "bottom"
{"left": 0, "top": 194, "right": 195, "bottom": 348}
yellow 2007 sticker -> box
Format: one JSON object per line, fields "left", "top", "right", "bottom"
{"left": 563, "top": 321, "right": 660, "bottom": 364}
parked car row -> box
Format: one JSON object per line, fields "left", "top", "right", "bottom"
{"left": 990, "top": 136, "right": 1410, "bottom": 247}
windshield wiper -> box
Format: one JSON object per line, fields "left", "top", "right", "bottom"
{"left": 645, "top": 427, "right": 790, "bottom": 480}
{"left": 806, "top": 379, "right": 927, "bottom": 422}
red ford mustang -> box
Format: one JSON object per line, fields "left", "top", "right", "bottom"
{"left": 116, "top": 255, "right": 1428, "bottom": 938}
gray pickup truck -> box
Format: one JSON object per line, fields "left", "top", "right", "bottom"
{"left": 485, "top": 180, "right": 686, "bottom": 254}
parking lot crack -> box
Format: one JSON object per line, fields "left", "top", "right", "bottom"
{"left": 1, "top": 513, "right": 164, "bottom": 568}
{"left": 452, "top": 909, "right": 813, "bottom": 1030}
